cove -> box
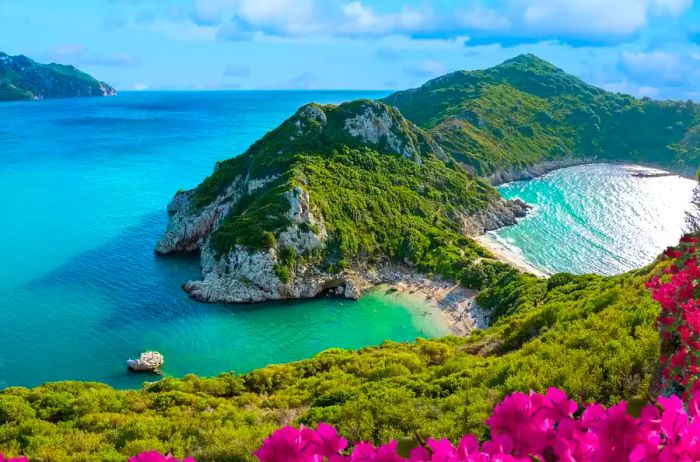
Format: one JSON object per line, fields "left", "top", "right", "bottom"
{"left": 0, "top": 91, "right": 451, "bottom": 390}
{"left": 488, "top": 163, "right": 697, "bottom": 276}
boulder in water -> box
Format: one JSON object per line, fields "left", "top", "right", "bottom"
{"left": 127, "top": 351, "right": 164, "bottom": 372}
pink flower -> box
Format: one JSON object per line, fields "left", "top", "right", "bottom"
{"left": 0, "top": 453, "right": 28, "bottom": 462}
{"left": 254, "top": 426, "right": 323, "bottom": 462}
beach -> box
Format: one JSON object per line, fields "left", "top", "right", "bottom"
{"left": 475, "top": 234, "right": 550, "bottom": 278}
{"left": 375, "top": 267, "right": 489, "bottom": 336}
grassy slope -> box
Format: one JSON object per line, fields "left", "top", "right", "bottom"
{"left": 0, "top": 264, "right": 659, "bottom": 461}
{"left": 0, "top": 52, "right": 114, "bottom": 101}
{"left": 383, "top": 54, "right": 700, "bottom": 176}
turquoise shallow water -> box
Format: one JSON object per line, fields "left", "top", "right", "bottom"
{"left": 493, "top": 163, "right": 697, "bottom": 275}
{"left": 0, "top": 91, "right": 452, "bottom": 389}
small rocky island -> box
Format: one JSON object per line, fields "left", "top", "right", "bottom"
{"left": 0, "top": 52, "right": 115, "bottom": 102}
{"left": 127, "top": 351, "right": 164, "bottom": 372}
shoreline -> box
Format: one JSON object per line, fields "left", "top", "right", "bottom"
{"left": 474, "top": 234, "right": 550, "bottom": 278}
{"left": 488, "top": 158, "right": 696, "bottom": 187}
{"left": 372, "top": 268, "right": 489, "bottom": 336}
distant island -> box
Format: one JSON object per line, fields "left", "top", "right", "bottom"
{"left": 0, "top": 52, "right": 115, "bottom": 102}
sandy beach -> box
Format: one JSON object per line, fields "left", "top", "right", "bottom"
{"left": 375, "top": 267, "right": 489, "bottom": 336}
{"left": 474, "top": 234, "right": 550, "bottom": 278}
{"left": 369, "top": 234, "right": 548, "bottom": 336}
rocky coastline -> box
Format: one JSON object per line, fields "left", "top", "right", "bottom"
{"left": 486, "top": 156, "right": 595, "bottom": 186}
{"left": 155, "top": 100, "right": 539, "bottom": 311}
{"left": 156, "top": 178, "right": 532, "bottom": 306}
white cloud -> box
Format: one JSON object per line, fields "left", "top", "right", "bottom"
{"left": 191, "top": 0, "right": 235, "bottom": 25}
{"left": 235, "top": 0, "right": 317, "bottom": 35}
{"left": 341, "top": 2, "right": 382, "bottom": 30}
{"left": 619, "top": 50, "right": 700, "bottom": 86}
{"left": 651, "top": 0, "right": 693, "bottom": 14}
{"left": 137, "top": 0, "right": 695, "bottom": 48}
{"left": 456, "top": 5, "right": 510, "bottom": 31}
{"left": 522, "top": 0, "right": 650, "bottom": 36}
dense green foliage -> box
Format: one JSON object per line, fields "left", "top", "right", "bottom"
{"left": 384, "top": 54, "right": 700, "bottom": 176}
{"left": 0, "top": 52, "right": 114, "bottom": 102}
{"left": 0, "top": 262, "right": 660, "bottom": 461}
{"left": 192, "top": 100, "right": 514, "bottom": 285}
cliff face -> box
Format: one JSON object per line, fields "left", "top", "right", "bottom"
{"left": 0, "top": 52, "right": 116, "bottom": 101}
{"left": 157, "top": 100, "right": 526, "bottom": 303}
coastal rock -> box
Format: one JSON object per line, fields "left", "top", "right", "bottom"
{"left": 486, "top": 157, "right": 595, "bottom": 185}
{"left": 342, "top": 101, "right": 447, "bottom": 162}
{"left": 154, "top": 174, "right": 278, "bottom": 254}
{"left": 461, "top": 198, "right": 531, "bottom": 235}
{"left": 171, "top": 181, "right": 363, "bottom": 303}
{"left": 343, "top": 280, "right": 361, "bottom": 300}
{"left": 182, "top": 241, "right": 365, "bottom": 303}
{"left": 277, "top": 187, "right": 327, "bottom": 254}
{"left": 127, "top": 351, "right": 164, "bottom": 372}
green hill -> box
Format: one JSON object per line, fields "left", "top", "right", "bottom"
{"left": 0, "top": 52, "right": 115, "bottom": 102}
{"left": 155, "top": 100, "right": 527, "bottom": 304}
{"left": 383, "top": 54, "right": 700, "bottom": 179}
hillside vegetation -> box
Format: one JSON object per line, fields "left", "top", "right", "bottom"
{"left": 0, "top": 52, "right": 115, "bottom": 101}
{"left": 384, "top": 54, "right": 700, "bottom": 177}
{"left": 0, "top": 55, "right": 683, "bottom": 460}
{"left": 0, "top": 260, "right": 661, "bottom": 460}
{"left": 156, "top": 100, "right": 526, "bottom": 303}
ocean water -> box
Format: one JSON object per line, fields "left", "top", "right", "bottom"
{"left": 0, "top": 91, "right": 452, "bottom": 390}
{"left": 491, "top": 163, "right": 697, "bottom": 275}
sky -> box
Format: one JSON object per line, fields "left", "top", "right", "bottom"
{"left": 2, "top": 0, "right": 700, "bottom": 99}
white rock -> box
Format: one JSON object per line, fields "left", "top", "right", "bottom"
{"left": 127, "top": 351, "right": 164, "bottom": 372}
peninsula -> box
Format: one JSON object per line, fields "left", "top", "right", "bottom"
{"left": 0, "top": 52, "right": 115, "bottom": 101}
{"left": 157, "top": 54, "right": 700, "bottom": 310}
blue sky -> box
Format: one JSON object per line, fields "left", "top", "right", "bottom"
{"left": 2, "top": 0, "right": 700, "bottom": 99}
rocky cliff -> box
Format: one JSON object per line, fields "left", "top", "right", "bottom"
{"left": 157, "top": 100, "right": 528, "bottom": 303}
{"left": 0, "top": 52, "right": 116, "bottom": 101}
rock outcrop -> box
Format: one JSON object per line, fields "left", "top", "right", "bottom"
{"left": 155, "top": 174, "right": 279, "bottom": 254}
{"left": 127, "top": 351, "right": 164, "bottom": 372}
{"left": 486, "top": 157, "right": 595, "bottom": 185}
{"left": 461, "top": 199, "right": 531, "bottom": 236}
{"left": 157, "top": 99, "right": 533, "bottom": 305}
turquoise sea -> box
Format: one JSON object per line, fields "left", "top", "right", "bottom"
{"left": 0, "top": 91, "right": 454, "bottom": 390}
{"left": 492, "top": 163, "right": 696, "bottom": 275}
{"left": 2, "top": 93, "right": 696, "bottom": 390}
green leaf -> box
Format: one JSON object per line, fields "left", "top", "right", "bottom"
{"left": 396, "top": 437, "right": 419, "bottom": 458}
{"left": 627, "top": 395, "right": 646, "bottom": 418}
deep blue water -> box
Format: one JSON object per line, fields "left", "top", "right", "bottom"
{"left": 0, "top": 91, "right": 452, "bottom": 389}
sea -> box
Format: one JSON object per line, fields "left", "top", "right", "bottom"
{"left": 1, "top": 92, "right": 695, "bottom": 389}
{"left": 490, "top": 163, "right": 696, "bottom": 275}
{"left": 0, "top": 91, "right": 453, "bottom": 389}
